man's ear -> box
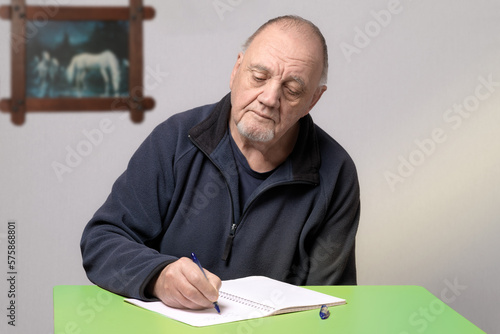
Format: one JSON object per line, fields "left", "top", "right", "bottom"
{"left": 229, "top": 52, "right": 244, "bottom": 90}
{"left": 307, "top": 85, "right": 327, "bottom": 113}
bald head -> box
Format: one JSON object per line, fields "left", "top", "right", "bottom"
{"left": 242, "top": 15, "right": 329, "bottom": 86}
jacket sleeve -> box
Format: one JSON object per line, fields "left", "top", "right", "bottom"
{"left": 80, "top": 125, "right": 178, "bottom": 300}
{"left": 304, "top": 158, "right": 361, "bottom": 286}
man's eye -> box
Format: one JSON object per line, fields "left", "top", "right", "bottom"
{"left": 253, "top": 75, "right": 266, "bottom": 82}
{"left": 285, "top": 87, "right": 300, "bottom": 97}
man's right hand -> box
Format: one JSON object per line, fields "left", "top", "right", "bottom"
{"left": 149, "top": 257, "right": 222, "bottom": 309}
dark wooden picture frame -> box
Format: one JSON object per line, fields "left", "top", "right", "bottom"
{"left": 0, "top": 0, "right": 155, "bottom": 125}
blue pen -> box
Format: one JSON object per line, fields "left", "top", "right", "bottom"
{"left": 190, "top": 252, "right": 221, "bottom": 314}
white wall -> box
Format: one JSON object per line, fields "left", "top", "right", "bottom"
{"left": 1, "top": 1, "right": 498, "bottom": 333}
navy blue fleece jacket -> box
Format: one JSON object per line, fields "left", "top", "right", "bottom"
{"left": 80, "top": 93, "right": 360, "bottom": 300}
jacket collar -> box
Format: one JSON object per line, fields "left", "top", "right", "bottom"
{"left": 189, "top": 93, "right": 320, "bottom": 184}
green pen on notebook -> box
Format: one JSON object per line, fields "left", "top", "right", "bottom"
{"left": 191, "top": 252, "right": 221, "bottom": 315}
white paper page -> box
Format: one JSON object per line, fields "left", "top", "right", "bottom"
{"left": 125, "top": 296, "right": 272, "bottom": 327}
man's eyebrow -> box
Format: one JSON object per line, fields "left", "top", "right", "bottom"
{"left": 247, "top": 64, "right": 270, "bottom": 73}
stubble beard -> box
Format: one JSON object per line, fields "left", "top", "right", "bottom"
{"left": 236, "top": 119, "right": 275, "bottom": 143}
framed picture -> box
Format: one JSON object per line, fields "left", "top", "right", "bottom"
{"left": 0, "top": 0, "right": 155, "bottom": 125}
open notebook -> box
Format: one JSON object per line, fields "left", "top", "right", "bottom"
{"left": 125, "top": 276, "right": 345, "bottom": 327}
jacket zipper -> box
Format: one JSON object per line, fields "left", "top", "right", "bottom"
{"left": 188, "top": 134, "right": 237, "bottom": 262}
{"left": 221, "top": 223, "right": 237, "bottom": 261}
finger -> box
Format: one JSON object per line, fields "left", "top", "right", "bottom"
{"left": 181, "top": 262, "right": 220, "bottom": 306}
{"left": 153, "top": 259, "right": 209, "bottom": 309}
{"left": 205, "top": 269, "right": 222, "bottom": 293}
{"left": 177, "top": 277, "right": 216, "bottom": 309}
{"left": 169, "top": 279, "right": 212, "bottom": 309}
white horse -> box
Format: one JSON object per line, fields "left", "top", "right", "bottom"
{"left": 66, "top": 50, "right": 121, "bottom": 97}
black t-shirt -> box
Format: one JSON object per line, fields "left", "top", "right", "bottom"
{"left": 229, "top": 133, "right": 275, "bottom": 211}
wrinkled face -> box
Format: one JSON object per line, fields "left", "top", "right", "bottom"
{"left": 229, "top": 24, "right": 326, "bottom": 144}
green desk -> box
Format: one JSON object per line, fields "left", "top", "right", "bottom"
{"left": 54, "top": 285, "right": 484, "bottom": 333}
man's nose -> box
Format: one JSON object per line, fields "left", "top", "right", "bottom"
{"left": 258, "top": 81, "right": 281, "bottom": 109}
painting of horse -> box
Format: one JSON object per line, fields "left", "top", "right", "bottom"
{"left": 25, "top": 20, "right": 129, "bottom": 98}
{"left": 66, "top": 50, "right": 122, "bottom": 97}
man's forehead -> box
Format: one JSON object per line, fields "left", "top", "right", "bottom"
{"left": 250, "top": 24, "right": 312, "bottom": 50}
{"left": 245, "top": 24, "right": 322, "bottom": 74}
{"left": 252, "top": 23, "right": 321, "bottom": 51}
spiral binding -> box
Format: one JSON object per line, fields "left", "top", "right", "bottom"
{"left": 220, "top": 291, "right": 275, "bottom": 313}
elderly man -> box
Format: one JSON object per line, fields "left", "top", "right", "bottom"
{"left": 81, "top": 15, "right": 360, "bottom": 311}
